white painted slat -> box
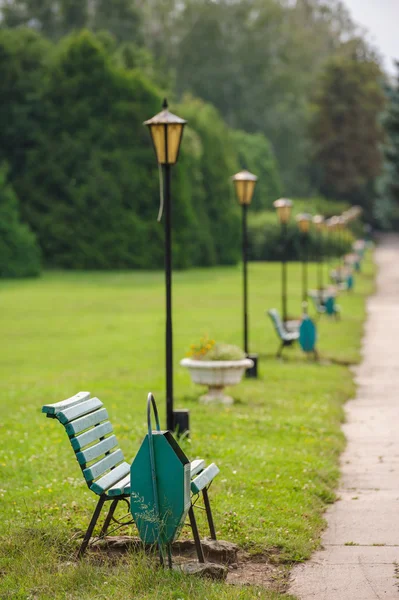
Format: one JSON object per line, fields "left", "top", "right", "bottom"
{"left": 83, "top": 449, "right": 124, "bottom": 482}
{"left": 42, "top": 392, "right": 90, "bottom": 415}
{"left": 58, "top": 398, "right": 103, "bottom": 425}
{"left": 76, "top": 435, "right": 118, "bottom": 465}
{"left": 65, "top": 408, "right": 108, "bottom": 436}
{"left": 107, "top": 473, "right": 130, "bottom": 497}
{"left": 90, "top": 462, "right": 130, "bottom": 495}
{"left": 190, "top": 459, "right": 205, "bottom": 477}
{"left": 70, "top": 421, "right": 113, "bottom": 451}
{"left": 191, "top": 463, "right": 220, "bottom": 494}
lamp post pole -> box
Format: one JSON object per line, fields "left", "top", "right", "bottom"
{"left": 313, "top": 215, "right": 324, "bottom": 303}
{"left": 273, "top": 199, "right": 293, "bottom": 325}
{"left": 282, "top": 221, "right": 288, "bottom": 323}
{"left": 164, "top": 163, "right": 174, "bottom": 431}
{"left": 302, "top": 232, "right": 308, "bottom": 310}
{"left": 296, "top": 213, "right": 312, "bottom": 314}
{"left": 242, "top": 203, "right": 249, "bottom": 354}
{"left": 144, "top": 99, "right": 187, "bottom": 433}
{"left": 232, "top": 169, "right": 258, "bottom": 377}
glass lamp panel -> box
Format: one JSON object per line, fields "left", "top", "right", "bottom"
{"left": 244, "top": 179, "right": 256, "bottom": 205}
{"left": 166, "top": 123, "right": 185, "bottom": 165}
{"left": 279, "top": 205, "right": 291, "bottom": 223}
{"left": 234, "top": 180, "right": 246, "bottom": 205}
{"left": 298, "top": 219, "right": 310, "bottom": 233}
{"left": 149, "top": 124, "right": 166, "bottom": 164}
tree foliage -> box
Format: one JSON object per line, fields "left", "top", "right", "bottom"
{"left": 310, "top": 54, "right": 385, "bottom": 216}
{"left": 0, "top": 165, "right": 41, "bottom": 277}
{"left": 375, "top": 64, "right": 399, "bottom": 229}
{"left": 0, "top": 29, "right": 254, "bottom": 270}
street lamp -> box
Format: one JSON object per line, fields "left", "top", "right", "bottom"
{"left": 232, "top": 169, "right": 258, "bottom": 377}
{"left": 313, "top": 215, "right": 325, "bottom": 300}
{"left": 296, "top": 213, "right": 312, "bottom": 313}
{"left": 273, "top": 198, "right": 293, "bottom": 323}
{"left": 144, "top": 99, "right": 187, "bottom": 433}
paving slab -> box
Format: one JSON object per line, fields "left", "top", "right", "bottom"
{"left": 290, "top": 235, "right": 399, "bottom": 599}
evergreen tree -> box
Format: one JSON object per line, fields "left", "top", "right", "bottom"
{"left": 310, "top": 54, "right": 385, "bottom": 216}
{"left": 375, "top": 65, "right": 399, "bottom": 229}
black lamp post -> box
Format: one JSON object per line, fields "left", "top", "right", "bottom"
{"left": 144, "top": 99, "right": 187, "bottom": 433}
{"left": 313, "top": 215, "right": 325, "bottom": 302}
{"left": 273, "top": 198, "right": 293, "bottom": 324}
{"left": 296, "top": 213, "right": 312, "bottom": 314}
{"left": 232, "top": 169, "right": 258, "bottom": 378}
{"left": 326, "top": 216, "right": 338, "bottom": 274}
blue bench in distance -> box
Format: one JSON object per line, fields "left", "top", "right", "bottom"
{"left": 267, "top": 309, "right": 299, "bottom": 358}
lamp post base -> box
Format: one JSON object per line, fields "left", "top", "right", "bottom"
{"left": 245, "top": 353, "right": 258, "bottom": 378}
{"left": 173, "top": 409, "right": 190, "bottom": 438}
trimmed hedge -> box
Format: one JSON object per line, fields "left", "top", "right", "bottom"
{"left": 247, "top": 211, "right": 354, "bottom": 262}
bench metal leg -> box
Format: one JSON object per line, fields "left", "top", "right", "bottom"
{"left": 188, "top": 505, "right": 205, "bottom": 563}
{"left": 276, "top": 341, "right": 284, "bottom": 358}
{"left": 99, "top": 498, "right": 119, "bottom": 537}
{"left": 78, "top": 494, "right": 106, "bottom": 558}
{"left": 202, "top": 487, "right": 216, "bottom": 540}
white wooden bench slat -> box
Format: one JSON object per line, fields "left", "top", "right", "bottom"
{"left": 90, "top": 462, "right": 131, "bottom": 495}
{"left": 83, "top": 448, "right": 124, "bottom": 482}
{"left": 190, "top": 459, "right": 206, "bottom": 477}
{"left": 42, "top": 391, "right": 91, "bottom": 415}
{"left": 76, "top": 435, "right": 118, "bottom": 465}
{"left": 107, "top": 473, "right": 131, "bottom": 497}
{"left": 65, "top": 408, "right": 108, "bottom": 436}
{"left": 71, "top": 421, "right": 113, "bottom": 451}
{"left": 58, "top": 397, "right": 103, "bottom": 425}
{"left": 191, "top": 463, "right": 220, "bottom": 494}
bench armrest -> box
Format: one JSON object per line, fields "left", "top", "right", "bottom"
{"left": 191, "top": 463, "right": 220, "bottom": 494}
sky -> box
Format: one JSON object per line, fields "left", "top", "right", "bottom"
{"left": 343, "top": 0, "right": 399, "bottom": 75}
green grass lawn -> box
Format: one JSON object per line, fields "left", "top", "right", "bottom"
{"left": 0, "top": 257, "right": 375, "bottom": 599}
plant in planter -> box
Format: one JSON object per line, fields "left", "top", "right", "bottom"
{"left": 180, "top": 337, "right": 254, "bottom": 405}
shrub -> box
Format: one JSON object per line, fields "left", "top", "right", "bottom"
{"left": 247, "top": 209, "right": 355, "bottom": 262}
{"left": 0, "top": 166, "right": 41, "bottom": 278}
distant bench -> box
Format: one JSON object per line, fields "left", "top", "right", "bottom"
{"left": 42, "top": 392, "right": 219, "bottom": 562}
{"left": 267, "top": 309, "right": 299, "bottom": 358}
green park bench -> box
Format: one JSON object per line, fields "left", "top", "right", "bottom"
{"left": 42, "top": 392, "right": 219, "bottom": 561}
{"left": 310, "top": 294, "right": 341, "bottom": 319}
{"left": 267, "top": 308, "right": 299, "bottom": 358}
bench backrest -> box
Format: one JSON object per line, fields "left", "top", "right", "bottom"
{"left": 268, "top": 309, "right": 286, "bottom": 339}
{"left": 42, "top": 392, "right": 130, "bottom": 496}
{"left": 310, "top": 295, "right": 323, "bottom": 311}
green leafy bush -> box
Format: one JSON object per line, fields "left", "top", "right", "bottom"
{"left": 247, "top": 208, "right": 355, "bottom": 262}
{"left": 0, "top": 166, "right": 41, "bottom": 277}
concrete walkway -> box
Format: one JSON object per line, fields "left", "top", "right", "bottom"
{"left": 290, "top": 235, "right": 399, "bottom": 600}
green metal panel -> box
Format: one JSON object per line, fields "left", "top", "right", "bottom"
{"left": 83, "top": 448, "right": 124, "bottom": 482}
{"left": 130, "top": 432, "right": 191, "bottom": 545}
{"left": 70, "top": 421, "right": 113, "bottom": 451}
{"left": 58, "top": 398, "right": 103, "bottom": 425}
{"left": 76, "top": 435, "right": 117, "bottom": 465}
{"left": 65, "top": 408, "right": 108, "bottom": 436}
{"left": 42, "top": 391, "right": 91, "bottom": 415}
{"left": 90, "top": 462, "right": 130, "bottom": 495}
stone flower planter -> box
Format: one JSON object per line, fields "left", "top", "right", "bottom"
{"left": 180, "top": 357, "right": 254, "bottom": 405}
